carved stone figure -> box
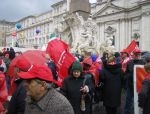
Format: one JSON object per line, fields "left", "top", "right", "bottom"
{"left": 76, "top": 16, "right": 97, "bottom": 54}
{"left": 99, "top": 37, "right": 115, "bottom": 55}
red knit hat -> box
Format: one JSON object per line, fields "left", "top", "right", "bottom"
{"left": 18, "top": 65, "right": 54, "bottom": 83}
{"left": 15, "top": 57, "right": 31, "bottom": 71}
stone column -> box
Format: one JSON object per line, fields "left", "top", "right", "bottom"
{"left": 141, "top": 11, "right": 150, "bottom": 51}
{"left": 119, "top": 19, "right": 126, "bottom": 50}
{"left": 67, "top": 0, "right": 71, "bottom": 11}
{"left": 69, "top": 0, "right": 90, "bottom": 20}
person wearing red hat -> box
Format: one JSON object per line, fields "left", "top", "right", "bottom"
{"left": 17, "top": 64, "right": 74, "bottom": 114}
{"left": 7, "top": 57, "right": 32, "bottom": 114}
{"left": 124, "top": 48, "right": 145, "bottom": 114}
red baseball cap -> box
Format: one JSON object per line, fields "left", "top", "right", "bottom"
{"left": 18, "top": 65, "right": 54, "bottom": 83}
{"left": 15, "top": 57, "right": 31, "bottom": 71}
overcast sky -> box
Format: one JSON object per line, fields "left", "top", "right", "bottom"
{"left": 0, "top": 0, "right": 96, "bottom": 22}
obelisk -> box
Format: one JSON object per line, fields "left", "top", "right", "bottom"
{"left": 69, "top": 0, "right": 91, "bottom": 20}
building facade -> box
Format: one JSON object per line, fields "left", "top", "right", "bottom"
{"left": 0, "top": 20, "right": 15, "bottom": 46}
{"left": 5, "top": 0, "right": 150, "bottom": 52}
{"left": 92, "top": 0, "right": 150, "bottom": 51}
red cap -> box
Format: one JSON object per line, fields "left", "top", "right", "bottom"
{"left": 15, "top": 57, "right": 31, "bottom": 71}
{"left": 18, "top": 65, "right": 54, "bottom": 83}
{"left": 133, "top": 48, "right": 141, "bottom": 54}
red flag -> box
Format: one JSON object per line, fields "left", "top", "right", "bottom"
{"left": 125, "top": 40, "right": 140, "bottom": 56}
{"left": 46, "top": 38, "right": 75, "bottom": 84}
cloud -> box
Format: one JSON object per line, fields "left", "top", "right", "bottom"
{"left": 89, "top": 0, "right": 96, "bottom": 3}
{"left": 0, "top": 0, "right": 58, "bottom": 22}
{"left": 0, "top": 0, "right": 95, "bottom": 22}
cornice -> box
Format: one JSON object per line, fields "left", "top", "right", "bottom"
{"left": 51, "top": 0, "right": 64, "bottom": 8}
{"left": 17, "top": 18, "right": 53, "bottom": 32}
{"left": 138, "top": 0, "right": 150, "bottom": 6}
{"left": 92, "top": 2, "right": 127, "bottom": 18}
{"left": 17, "top": 15, "right": 36, "bottom": 22}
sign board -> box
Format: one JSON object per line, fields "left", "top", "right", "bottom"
{"left": 134, "top": 65, "right": 146, "bottom": 114}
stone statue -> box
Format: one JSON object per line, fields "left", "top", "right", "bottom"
{"left": 99, "top": 37, "right": 115, "bottom": 55}
{"left": 75, "top": 16, "right": 97, "bottom": 54}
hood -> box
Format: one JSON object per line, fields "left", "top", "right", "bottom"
{"left": 105, "top": 63, "right": 122, "bottom": 74}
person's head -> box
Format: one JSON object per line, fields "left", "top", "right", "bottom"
{"left": 121, "top": 49, "right": 129, "bottom": 59}
{"left": 82, "top": 57, "right": 92, "bottom": 71}
{"left": 144, "top": 62, "right": 150, "bottom": 73}
{"left": 10, "top": 47, "right": 14, "bottom": 51}
{"left": 102, "top": 51, "right": 108, "bottom": 58}
{"left": 107, "top": 53, "right": 116, "bottom": 64}
{"left": 0, "top": 59, "right": 4, "bottom": 72}
{"left": 114, "top": 52, "right": 120, "bottom": 58}
{"left": 71, "top": 61, "right": 82, "bottom": 78}
{"left": 91, "top": 53, "right": 98, "bottom": 62}
{"left": 133, "top": 49, "right": 141, "bottom": 60}
{"left": 5, "top": 53, "right": 10, "bottom": 59}
{"left": 15, "top": 51, "right": 22, "bottom": 56}
{"left": 18, "top": 65, "right": 54, "bottom": 101}
{"left": 0, "top": 67, "right": 4, "bottom": 72}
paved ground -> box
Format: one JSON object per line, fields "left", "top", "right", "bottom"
{"left": 92, "top": 91, "right": 126, "bottom": 114}
{"left": 92, "top": 91, "right": 143, "bottom": 114}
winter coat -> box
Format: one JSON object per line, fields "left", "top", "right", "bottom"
{"left": 0, "top": 72, "right": 8, "bottom": 112}
{"left": 125, "top": 59, "right": 145, "bottom": 93}
{"left": 60, "top": 75, "right": 93, "bottom": 114}
{"left": 101, "top": 63, "right": 123, "bottom": 107}
{"left": 25, "top": 88, "right": 74, "bottom": 114}
{"left": 7, "top": 79, "right": 26, "bottom": 114}
{"left": 138, "top": 78, "right": 150, "bottom": 114}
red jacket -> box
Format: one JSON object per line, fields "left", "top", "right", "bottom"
{"left": 0, "top": 72, "right": 8, "bottom": 112}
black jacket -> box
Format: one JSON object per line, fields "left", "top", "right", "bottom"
{"left": 7, "top": 79, "right": 26, "bottom": 114}
{"left": 138, "top": 79, "right": 150, "bottom": 114}
{"left": 60, "top": 74, "right": 93, "bottom": 114}
{"left": 101, "top": 63, "right": 123, "bottom": 107}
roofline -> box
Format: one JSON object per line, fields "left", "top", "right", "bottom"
{"left": 17, "top": 15, "right": 36, "bottom": 22}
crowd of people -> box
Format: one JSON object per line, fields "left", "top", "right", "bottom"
{"left": 0, "top": 46, "right": 150, "bottom": 114}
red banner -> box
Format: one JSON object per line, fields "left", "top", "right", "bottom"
{"left": 46, "top": 38, "right": 75, "bottom": 84}
{"left": 125, "top": 40, "right": 139, "bottom": 56}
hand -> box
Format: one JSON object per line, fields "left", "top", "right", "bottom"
{"left": 80, "top": 85, "right": 89, "bottom": 93}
